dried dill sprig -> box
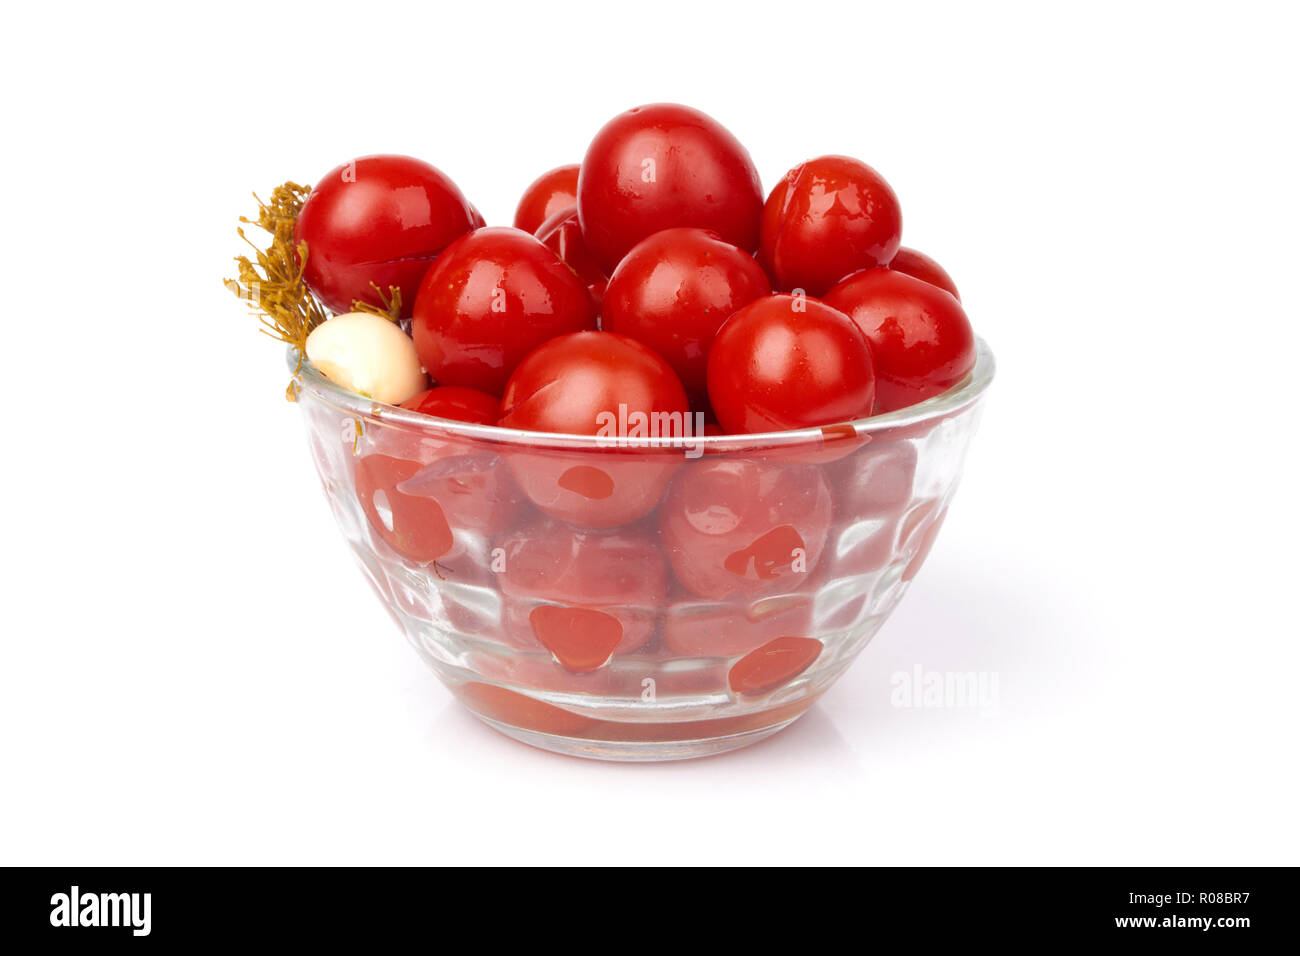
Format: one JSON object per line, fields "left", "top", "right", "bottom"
{"left": 225, "top": 182, "right": 327, "bottom": 397}
{"left": 351, "top": 283, "right": 403, "bottom": 322}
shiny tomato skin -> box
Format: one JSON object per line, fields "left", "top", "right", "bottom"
{"left": 498, "top": 331, "right": 690, "bottom": 527}
{"left": 513, "top": 165, "right": 580, "bottom": 235}
{"left": 355, "top": 454, "right": 454, "bottom": 564}
{"left": 728, "top": 637, "right": 823, "bottom": 695}
{"left": 578, "top": 103, "right": 763, "bottom": 273}
{"left": 411, "top": 227, "right": 597, "bottom": 395}
{"left": 354, "top": 392, "right": 523, "bottom": 564}
{"left": 823, "top": 268, "right": 976, "bottom": 413}
{"left": 760, "top": 155, "right": 902, "bottom": 296}
{"left": 377, "top": 448, "right": 521, "bottom": 544}
{"left": 534, "top": 205, "right": 608, "bottom": 312}
{"left": 533, "top": 204, "right": 575, "bottom": 237}
{"left": 497, "top": 517, "right": 669, "bottom": 665}
{"left": 659, "top": 458, "right": 833, "bottom": 600}
{"left": 499, "top": 331, "right": 689, "bottom": 435}
{"left": 376, "top": 384, "right": 522, "bottom": 545}
{"left": 295, "top": 154, "right": 476, "bottom": 317}
{"left": 889, "top": 247, "right": 960, "bottom": 300}
{"left": 602, "top": 227, "right": 771, "bottom": 405}
{"left": 400, "top": 385, "right": 500, "bottom": 424}
{"left": 502, "top": 446, "right": 680, "bottom": 529}
{"left": 706, "top": 294, "right": 876, "bottom": 434}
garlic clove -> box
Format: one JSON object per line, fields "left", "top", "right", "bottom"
{"left": 305, "top": 312, "right": 428, "bottom": 405}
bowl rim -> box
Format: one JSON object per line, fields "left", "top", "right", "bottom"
{"left": 289, "top": 336, "right": 995, "bottom": 451}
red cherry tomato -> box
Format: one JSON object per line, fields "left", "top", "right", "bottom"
{"left": 411, "top": 227, "right": 597, "bottom": 395}
{"left": 533, "top": 205, "right": 574, "bottom": 235}
{"left": 468, "top": 650, "right": 691, "bottom": 702}
{"left": 602, "top": 227, "right": 771, "bottom": 405}
{"left": 470, "top": 635, "right": 728, "bottom": 700}
{"left": 457, "top": 680, "right": 821, "bottom": 742}
{"left": 356, "top": 384, "right": 523, "bottom": 564}
{"left": 457, "top": 677, "right": 818, "bottom": 742}
{"left": 498, "top": 331, "right": 691, "bottom": 527}
{"left": 454, "top": 682, "right": 594, "bottom": 737}
{"left": 384, "top": 449, "right": 520, "bottom": 541}
{"left": 513, "top": 164, "right": 579, "bottom": 235}
{"left": 728, "top": 637, "right": 823, "bottom": 695}
{"left": 828, "top": 438, "right": 917, "bottom": 519}
{"left": 760, "top": 155, "right": 902, "bottom": 296}
{"left": 823, "top": 268, "right": 976, "bottom": 413}
{"left": 468, "top": 204, "right": 487, "bottom": 229}
{"left": 706, "top": 294, "right": 875, "bottom": 433}
{"left": 355, "top": 428, "right": 522, "bottom": 566}
{"left": 500, "top": 445, "right": 682, "bottom": 529}
{"left": 534, "top": 205, "right": 608, "bottom": 312}
{"left": 499, "top": 330, "right": 690, "bottom": 434}
{"left": 295, "top": 154, "right": 476, "bottom": 317}
{"left": 355, "top": 454, "right": 455, "bottom": 563}
{"left": 659, "top": 458, "right": 833, "bottom": 600}
{"left": 889, "top": 246, "right": 960, "bottom": 300}
{"left": 497, "top": 517, "right": 669, "bottom": 669}
{"left": 401, "top": 385, "right": 500, "bottom": 424}
{"left": 578, "top": 103, "right": 763, "bottom": 273}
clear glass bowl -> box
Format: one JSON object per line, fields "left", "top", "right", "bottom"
{"left": 290, "top": 339, "right": 994, "bottom": 760}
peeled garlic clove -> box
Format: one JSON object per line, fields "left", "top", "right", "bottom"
{"left": 305, "top": 312, "right": 427, "bottom": 405}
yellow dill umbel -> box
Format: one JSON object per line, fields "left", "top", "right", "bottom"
{"left": 225, "top": 182, "right": 327, "bottom": 397}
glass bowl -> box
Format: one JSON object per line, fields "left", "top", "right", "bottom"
{"left": 289, "top": 338, "right": 994, "bottom": 760}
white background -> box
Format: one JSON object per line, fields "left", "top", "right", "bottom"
{"left": 2, "top": 1, "right": 1297, "bottom": 865}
